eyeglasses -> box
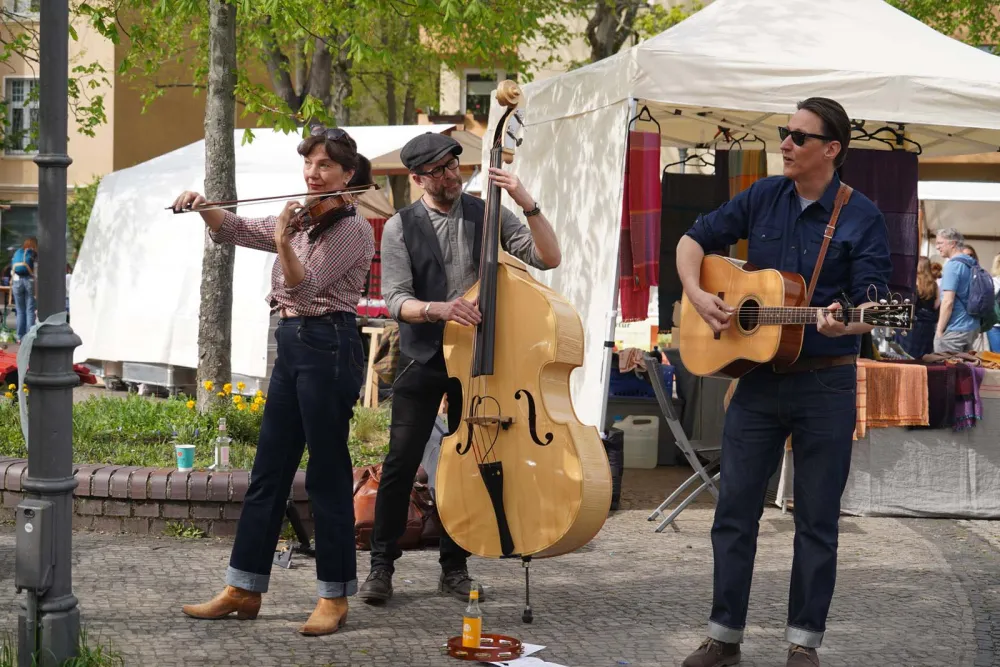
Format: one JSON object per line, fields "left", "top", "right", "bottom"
{"left": 778, "top": 126, "right": 834, "bottom": 146}
{"left": 311, "top": 126, "right": 348, "bottom": 142}
{"left": 416, "top": 157, "right": 460, "bottom": 179}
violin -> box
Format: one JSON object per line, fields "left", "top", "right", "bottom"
{"left": 435, "top": 82, "right": 612, "bottom": 571}
{"left": 167, "top": 183, "right": 395, "bottom": 225}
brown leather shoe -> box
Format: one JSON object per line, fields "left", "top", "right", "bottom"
{"left": 298, "top": 597, "right": 348, "bottom": 636}
{"left": 681, "top": 638, "right": 741, "bottom": 667}
{"left": 786, "top": 644, "right": 819, "bottom": 666}
{"left": 181, "top": 585, "right": 261, "bottom": 620}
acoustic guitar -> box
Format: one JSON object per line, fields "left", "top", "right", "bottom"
{"left": 679, "top": 254, "right": 914, "bottom": 379}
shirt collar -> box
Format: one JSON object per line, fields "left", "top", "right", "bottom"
{"left": 785, "top": 171, "right": 841, "bottom": 212}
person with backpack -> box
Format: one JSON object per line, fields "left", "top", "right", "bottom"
{"left": 934, "top": 228, "right": 988, "bottom": 353}
{"left": 11, "top": 237, "right": 37, "bottom": 340}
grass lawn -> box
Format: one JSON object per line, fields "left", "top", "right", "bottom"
{"left": 0, "top": 392, "right": 390, "bottom": 470}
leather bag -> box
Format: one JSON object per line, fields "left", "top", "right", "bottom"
{"left": 353, "top": 463, "right": 442, "bottom": 551}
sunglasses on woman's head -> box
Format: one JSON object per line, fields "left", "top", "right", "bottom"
{"left": 310, "top": 126, "right": 349, "bottom": 143}
{"left": 778, "top": 126, "right": 833, "bottom": 146}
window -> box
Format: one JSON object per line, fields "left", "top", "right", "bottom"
{"left": 463, "top": 70, "right": 505, "bottom": 116}
{"left": 5, "top": 78, "right": 39, "bottom": 155}
{"left": 3, "top": 0, "right": 40, "bottom": 14}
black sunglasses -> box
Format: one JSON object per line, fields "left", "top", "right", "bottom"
{"left": 778, "top": 126, "right": 833, "bottom": 146}
{"left": 311, "top": 126, "right": 348, "bottom": 141}
{"left": 416, "top": 156, "right": 460, "bottom": 179}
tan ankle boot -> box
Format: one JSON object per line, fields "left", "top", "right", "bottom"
{"left": 298, "top": 597, "right": 348, "bottom": 636}
{"left": 182, "top": 585, "right": 261, "bottom": 620}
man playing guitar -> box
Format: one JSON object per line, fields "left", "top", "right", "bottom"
{"left": 676, "top": 98, "right": 892, "bottom": 667}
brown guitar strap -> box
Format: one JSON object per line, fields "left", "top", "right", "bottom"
{"left": 805, "top": 183, "right": 853, "bottom": 305}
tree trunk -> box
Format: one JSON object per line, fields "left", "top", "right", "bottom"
{"left": 198, "top": 0, "right": 237, "bottom": 411}
{"left": 329, "top": 37, "right": 352, "bottom": 125}
{"left": 586, "top": 0, "right": 642, "bottom": 62}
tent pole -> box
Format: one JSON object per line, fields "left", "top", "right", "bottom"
{"left": 598, "top": 99, "right": 637, "bottom": 436}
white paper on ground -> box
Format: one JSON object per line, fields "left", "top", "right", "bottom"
{"left": 486, "top": 658, "right": 568, "bottom": 667}
{"left": 485, "top": 644, "right": 565, "bottom": 667}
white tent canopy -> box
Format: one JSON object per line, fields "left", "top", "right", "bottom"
{"left": 920, "top": 181, "right": 1000, "bottom": 263}
{"left": 485, "top": 0, "right": 1000, "bottom": 428}
{"left": 71, "top": 124, "right": 455, "bottom": 378}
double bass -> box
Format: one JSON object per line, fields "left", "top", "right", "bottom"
{"left": 435, "top": 81, "right": 612, "bottom": 609}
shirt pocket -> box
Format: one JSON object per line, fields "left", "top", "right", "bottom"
{"left": 747, "top": 226, "right": 783, "bottom": 269}
{"left": 804, "top": 239, "right": 849, "bottom": 285}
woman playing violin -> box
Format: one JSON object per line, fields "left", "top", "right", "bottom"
{"left": 172, "top": 126, "right": 375, "bottom": 636}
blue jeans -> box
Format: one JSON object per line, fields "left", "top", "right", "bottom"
{"left": 12, "top": 277, "right": 35, "bottom": 339}
{"left": 707, "top": 363, "right": 856, "bottom": 649}
{"left": 226, "top": 313, "right": 365, "bottom": 598}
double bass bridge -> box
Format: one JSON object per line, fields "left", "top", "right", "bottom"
{"left": 465, "top": 415, "right": 514, "bottom": 430}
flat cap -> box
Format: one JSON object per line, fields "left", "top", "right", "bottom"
{"left": 400, "top": 132, "right": 463, "bottom": 172}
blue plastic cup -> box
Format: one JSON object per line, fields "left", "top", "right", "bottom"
{"left": 175, "top": 444, "right": 195, "bottom": 472}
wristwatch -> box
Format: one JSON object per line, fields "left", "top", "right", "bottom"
{"left": 523, "top": 202, "right": 541, "bottom": 218}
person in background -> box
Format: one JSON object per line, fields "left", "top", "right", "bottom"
{"left": 962, "top": 244, "right": 979, "bottom": 263}
{"left": 933, "top": 228, "right": 979, "bottom": 354}
{"left": 900, "top": 256, "right": 939, "bottom": 359}
{"left": 989, "top": 254, "right": 1000, "bottom": 352}
{"left": 11, "top": 237, "right": 37, "bottom": 340}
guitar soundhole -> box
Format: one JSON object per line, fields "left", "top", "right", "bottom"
{"left": 738, "top": 298, "right": 761, "bottom": 332}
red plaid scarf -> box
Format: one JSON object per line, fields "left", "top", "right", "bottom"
{"left": 619, "top": 130, "right": 662, "bottom": 322}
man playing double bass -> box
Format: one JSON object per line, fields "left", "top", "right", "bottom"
{"left": 359, "top": 133, "right": 562, "bottom": 604}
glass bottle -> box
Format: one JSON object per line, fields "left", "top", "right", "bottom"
{"left": 213, "top": 417, "right": 231, "bottom": 471}
{"left": 461, "top": 586, "right": 482, "bottom": 648}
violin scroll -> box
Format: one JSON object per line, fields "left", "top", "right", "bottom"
{"left": 494, "top": 80, "right": 525, "bottom": 165}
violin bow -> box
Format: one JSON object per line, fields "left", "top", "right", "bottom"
{"left": 166, "top": 183, "right": 382, "bottom": 214}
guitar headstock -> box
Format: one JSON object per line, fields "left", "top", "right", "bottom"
{"left": 858, "top": 300, "right": 914, "bottom": 332}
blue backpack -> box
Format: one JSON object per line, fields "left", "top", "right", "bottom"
{"left": 952, "top": 254, "right": 996, "bottom": 320}
{"left": 11, "top": 247, "right": 34, "bottom": 277}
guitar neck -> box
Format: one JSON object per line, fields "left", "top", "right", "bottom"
{"left": 758, "top": 307, "right": 863, "bottom": 325}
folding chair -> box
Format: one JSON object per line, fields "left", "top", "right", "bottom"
{"left": 643, "top": 352, "right": 722, "bottom": 532}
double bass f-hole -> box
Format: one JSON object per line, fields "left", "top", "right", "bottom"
{"left": 515, "top": 389, "right": 553, "bottom": 446}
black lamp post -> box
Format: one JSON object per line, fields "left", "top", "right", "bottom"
{"left": 16, "top": 0, "right": 83, "bottom": 664}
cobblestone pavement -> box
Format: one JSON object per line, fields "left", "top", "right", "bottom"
{"left": 1, "top": 504, "right": 996, "bottom": 667}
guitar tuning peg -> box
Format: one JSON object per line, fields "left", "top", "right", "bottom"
{"left": 901, "top": 331, "right": 908, "bottom": 337}
{"left": 879, "top": 299, "right": 887, "bottom": 305}
{"left": 904, "top": 299, "right": 911, "bottom": 304}
{"left": 891, "top": 300, "right": 899, "bottom": 305}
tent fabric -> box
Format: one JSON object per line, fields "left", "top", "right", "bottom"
{"left": 516, "top": 0, "right": 1000, "bottom": 157}
{"left": 485, "top": 0, "right": 1000, "bottom": 428}
{"left": 71, "top": 125, "right": 452, "bottom": 377}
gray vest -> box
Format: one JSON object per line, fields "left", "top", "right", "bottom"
{"left": 398, "top": 193, "right": 486, "bottom": 364}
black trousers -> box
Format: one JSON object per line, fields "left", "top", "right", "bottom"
{"left": 369, "top": 351, "right": 468, "bottom": 574}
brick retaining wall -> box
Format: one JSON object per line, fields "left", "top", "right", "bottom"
{"left": 0, "top": 456, "right": 312, "bottom": 537}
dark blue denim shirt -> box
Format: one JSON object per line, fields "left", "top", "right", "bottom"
{"left": 685, "top": 173, "right": 892, "bottom": 359}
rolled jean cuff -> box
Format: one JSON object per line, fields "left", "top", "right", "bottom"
{"left": 786, "top": 625, "right": 823, "bottom": 648}
{"left": 318, "top": 579, "right": 358, "bottom": 598}
{"left": 226, "top": 566, "right": 269, "bottom": 594}
{"left": 708, "top": 620, "right": 743, "bottom": 644}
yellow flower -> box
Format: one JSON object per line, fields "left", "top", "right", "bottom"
{"left": 236, "top": 403, "right": 246, "bottom": 411}
{"left": 217, "top": 391, "right": 225, "bottom": 398}
{"left": 186, "top": 400, "right": 195, "bottom": 409}
{"left": 203, "top": 380, "right": 214, "bottom": 392}
{"left": 253, "top": 396, "right": 264, "bottom": 405}
{"left": 223, "top": 383, "right": 232, "bottom": 395}
{"left": 4, "top": 392, "right": 12, "bottom": 399}
{"left": 236, "top": 381, "right": 246, "bottom": 392}
{"left": 255, "top": 390, "right": 263, "bottom": 398}
{"left": 250, "top": 403, "right": 259, "bottom": 413}
{"left": 7, "top": 384, "right": 14, "bottom": 390}
{"left": 232, "top": 395, "right": 243, "bottom": 404}
{"left": 22, "top": 387, "right": 29, "bottom": 394}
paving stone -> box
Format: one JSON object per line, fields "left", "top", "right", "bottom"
{"left": 0, "top": 508, "right": 993, "bottom": 666}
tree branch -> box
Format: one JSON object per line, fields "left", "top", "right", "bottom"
{"left": 260, "top": 16, "right": 301, "bottom": 111}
